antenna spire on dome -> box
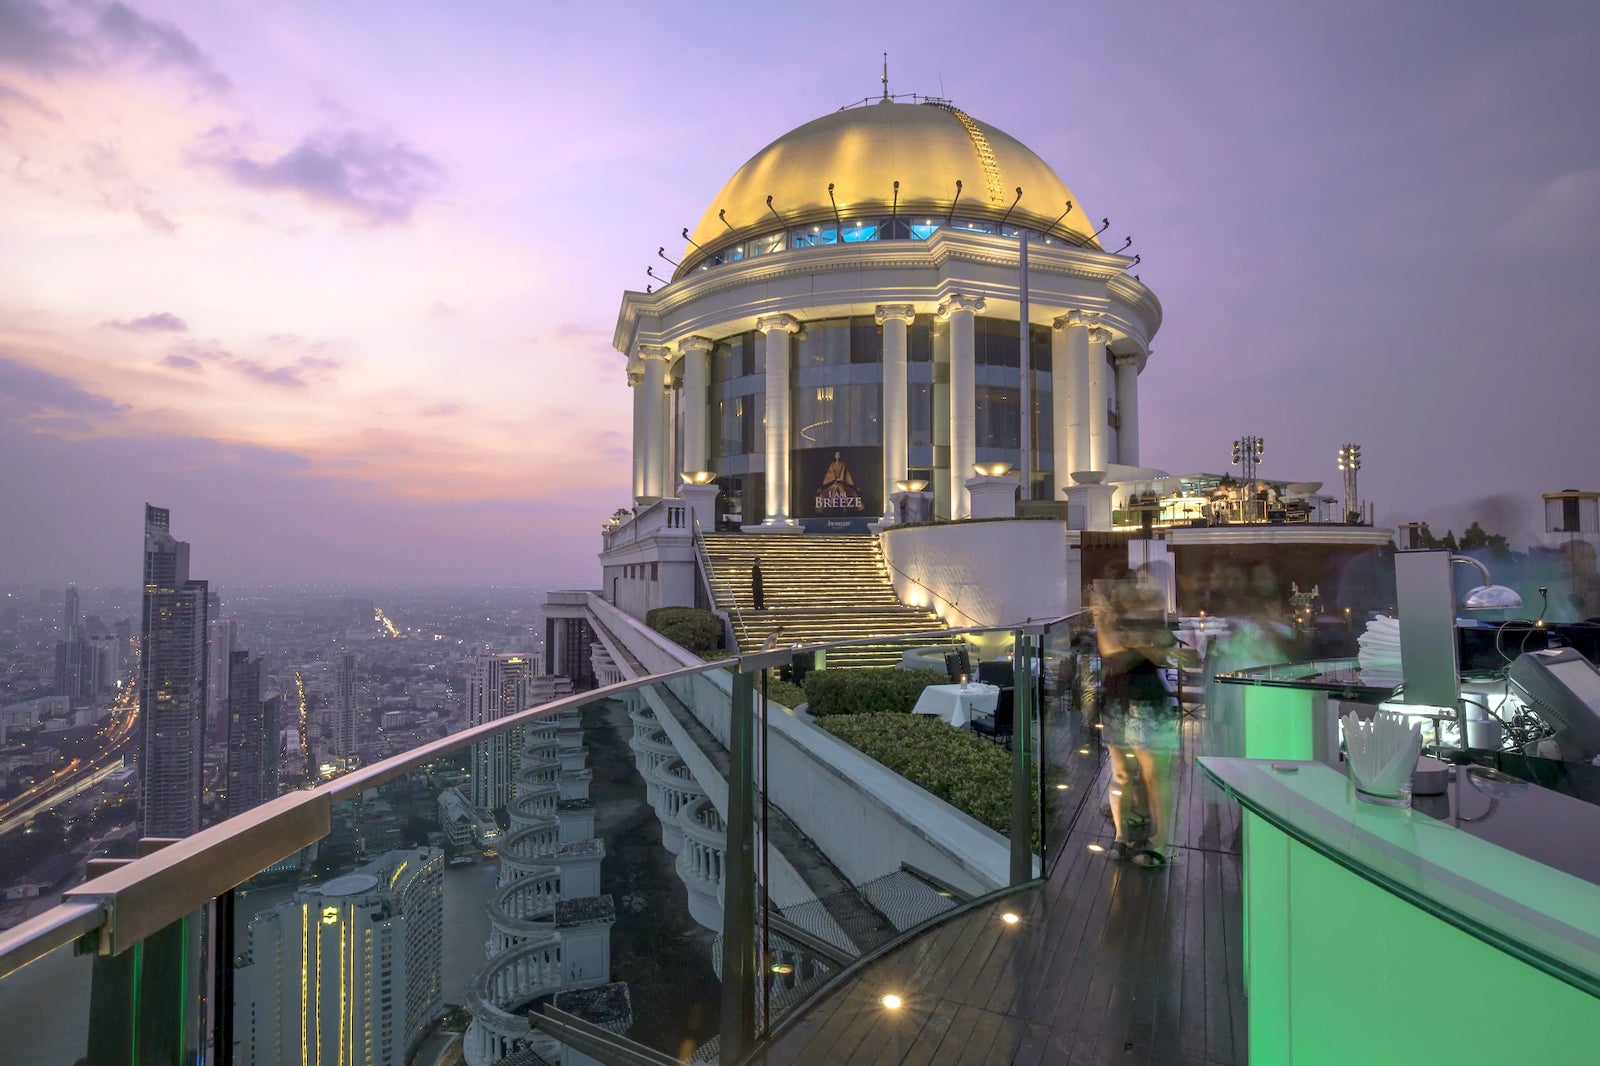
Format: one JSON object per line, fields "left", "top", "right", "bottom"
{"left": 881, "top": 53, "right": 889, "bottom": 101}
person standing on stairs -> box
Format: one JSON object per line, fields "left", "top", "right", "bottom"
{"left": 752, "top": 557, "right": 765, "bottom": 610}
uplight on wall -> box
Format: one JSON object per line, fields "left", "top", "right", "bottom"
{"left": 679, "top": 470, "right": 717, "bottom": 485}
{"left": 972, "top": 462, "right": 1014, "bottom": 477}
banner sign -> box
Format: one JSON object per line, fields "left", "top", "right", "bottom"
{"left": 793, "top": 446, "right": 881, "bottom": 532}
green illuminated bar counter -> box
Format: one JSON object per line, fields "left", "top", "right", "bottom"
{"left": 1201, "top": 755, "right": 1600, "bottom": 1064}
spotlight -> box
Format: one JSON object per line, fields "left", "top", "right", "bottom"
{"left": 1000, "top": 912, "right": 1020, "bottom": 925}
{"left": 880, "top": 994, "right": 903, "bottom": 1010}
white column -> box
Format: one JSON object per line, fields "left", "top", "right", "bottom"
{"left": 629, "top": 369, "right": 646, "bottom": 502}
{"left": 931, "top": 321, "right": 950, "bottom": 519}
{"left": 875, "top": 303, "right": 915, "bottom": 522}
{"left": 638, "top": 345, "right": 672, "bottom": 498}
{"left": 1115, "top": 351, "right": 1141, "bottom": 468}
{"left": 1049, "top": 321, "right": 1071, "bottom": 495}
{"left": 1088, "top": 325, "right": 1111, "bottom": 472}
{"left": 1056, "top": 311, "right": 1091, "bottom": 486}
{"left": 756, "top": 314, "right": 801, "bottom": 528}
{"left": 679, "top": 336, "right": 713, "bottom": 475}
{"left": 939, "top": 294, "right": 985, "bottom": 519}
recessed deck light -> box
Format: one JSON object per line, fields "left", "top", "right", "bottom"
{"left": 1000, "top": 912, "right": 1020, "bottom": 925}
{"left": 880, "top": 994, "right": 903, "bottom": 1010}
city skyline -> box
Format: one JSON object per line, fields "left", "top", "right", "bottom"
{"left": 2, "top": 0, "right": 1597, "bottom": 586}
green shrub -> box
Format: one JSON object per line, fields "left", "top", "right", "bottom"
{"left": 816, "top": 713, "right": 1035, "bottom": 843}
{"left": 762, "top": 678, "right": 808, "bottom": 709}
{"left": 645, "top": 607, "right": 724, "bottom": 657}
{"left": 802, "top": 668, "right": 947, "bottom": 716}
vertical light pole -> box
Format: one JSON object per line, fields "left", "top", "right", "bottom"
{"left": 1018, "top": 231, "right": 1032, "bottom": 500}
{"left": 1337, "top": 443, "right": 1362, "bottom": 524}
{"left": 1231, "top": 435, "right": 1264, "bottom": 522}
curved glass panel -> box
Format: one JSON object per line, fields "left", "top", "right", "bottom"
{"left": 0, "top": 604, "right": 1123, "bottom": 1064}
{"left": 679, "top": 213, "right": 1106, "bottom": 276}
{"left": 840, "top": 220, "right": 877, "bottom": 242}
{"left": 0, "top": 937, "right": 94, "bottom": 1065}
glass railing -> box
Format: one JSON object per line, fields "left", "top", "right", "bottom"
{"left": 0, "top": 613, "right": 1104, "bottom": 1066}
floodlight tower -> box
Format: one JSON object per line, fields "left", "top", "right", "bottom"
{"left": 1231, "top": 435, "right": 1264, "bottom": 522}
{"left": 1337, "top": 442, "right": 1362, "bottom": 524}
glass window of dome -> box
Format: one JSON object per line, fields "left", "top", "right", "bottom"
{"left": 687, "top": 215, "right": 1092, "bottom": 275}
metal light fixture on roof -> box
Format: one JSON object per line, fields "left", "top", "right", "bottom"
{"left": 1451, "top": 555, "right": 1523, "bottom": 611}
{"left": 972, "top": 462, "right": 1013, "bottom": 477}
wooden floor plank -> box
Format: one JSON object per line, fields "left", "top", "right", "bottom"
{"left": 894, "top": 997, "right": 960, "bottom": 1066}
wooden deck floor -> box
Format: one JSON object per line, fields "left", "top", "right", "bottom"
{"left": 754, "top": 718, "right": 1247, "bottom": 1065}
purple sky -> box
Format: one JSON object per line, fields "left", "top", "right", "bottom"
{"left": 2, "top": 0, "right": 1597, "bottom": 587}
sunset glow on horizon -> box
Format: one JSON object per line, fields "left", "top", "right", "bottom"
{"left": 4, "top": 1, "right": 1597, "bottom": 586}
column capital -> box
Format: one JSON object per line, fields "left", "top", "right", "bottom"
{"left": 627, "top": 370, "right": 643, "bottom": 387}
{"left": 937, "top": 293, "right": 986, "bottom": 318}
{"left": 637, "top": 344, "right": 673, "bottom": 362}
{"left": 755, "top": 313, "right": 801, "bottom": 335}
{"left": 874, "top": 303, "right": 916, "bottom": 326}
{"left": 1090, "top": 325, "right": 1114, "bottom": 346}
{"left": 1113, "top": 350, "right": 1141, "bottom": 368}
{"left": 678, "top": 335, "right": 715, "bottom": 355}
{"left": 1052, "top": 309, "right": 1098, "bottom": 331}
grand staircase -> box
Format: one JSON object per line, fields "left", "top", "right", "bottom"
{"left": 698, "top": 533, "right": 950, "bottom": 668}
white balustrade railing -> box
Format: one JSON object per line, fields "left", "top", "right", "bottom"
{"left": 602, "top": 498, "right": 689, "bottom": 552}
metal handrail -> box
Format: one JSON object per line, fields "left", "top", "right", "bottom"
{"left": 692, "top": 515, "right": 750, "bottom": 648}
{"left": 0, "top": 901, "right": 103, "bottom": 988}
{"left": 7, "top": 662, "right": 729, "bottom": 971}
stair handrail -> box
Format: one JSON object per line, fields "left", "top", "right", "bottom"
{"left": 692, "top": 516, "right": 749, "bottom": 650}
{"left": 876, "top": 546, "right": 988, "bottom": 628}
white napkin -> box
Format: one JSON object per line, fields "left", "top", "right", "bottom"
{"left": 1357, "top": 616, "right": 1403, "bottom": 685}
{"left": 1343, "top": 710, "right": 1422, "bottom": 797}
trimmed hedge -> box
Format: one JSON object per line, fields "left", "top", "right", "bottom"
{"left": 645, "top": 607, "right": 724, "bottom": 657}
{"left": 816, "top": 713, "right": 1034, "bottom": 843}
{"left": 802, "top": 668, "right": 948, "bottom": 716}
{"left": 762, "top": 678, "right": 808, "bottom": 709}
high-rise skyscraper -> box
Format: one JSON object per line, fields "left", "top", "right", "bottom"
{"left": 140, "top": 504, "right": 209, "bottom": 838}
{"left": 233, "top": 848, "right": 444, "bottom": 1066}
{"left": 467, "top": 653, "right": 539, "bottom": 813}
{"left": 206, "top": 617, "right": 237, "bottom": 740}
{"left": 333, "top": 652, "right": 358, "bottom": 760}
{"left": 54, "top": 584, "right": 89, "bottom": 706}
{"left": 226, "top": 651, "right": 278, "bottom": 817}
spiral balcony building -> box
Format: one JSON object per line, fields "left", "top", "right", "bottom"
{"left": 464, "top": 708, "right": 615, "bottom": 1066}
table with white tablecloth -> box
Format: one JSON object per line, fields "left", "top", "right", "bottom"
{"left": 911, "top": 682, "right": 1001, "bottom": 728}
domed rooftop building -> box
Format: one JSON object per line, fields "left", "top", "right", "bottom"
{"left": 616, "top": 96, "right": 1160, "bottom": 531}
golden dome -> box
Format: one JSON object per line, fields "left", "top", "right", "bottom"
{"left": 685, "top": 100, "right": 1097, "bottom": 265}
